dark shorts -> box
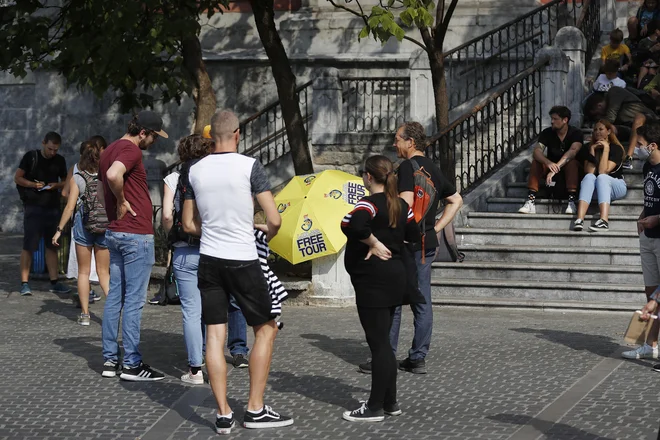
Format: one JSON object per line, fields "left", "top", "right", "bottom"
{"left": 23, "top": 205, "right": 60, "bottom": 252}
{"left": 197, "top": 254, "right": 273, "bottom": 326}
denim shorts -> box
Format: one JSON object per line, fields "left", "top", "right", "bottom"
{"left": 72, "top": 211, "right": 107, "bottom": 248}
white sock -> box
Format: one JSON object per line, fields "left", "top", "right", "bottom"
{"left": 247, "top": 407, "right": 264, "bottom": 414}
{"left": 217, "top": 411, "right": 233, "bottom": 419}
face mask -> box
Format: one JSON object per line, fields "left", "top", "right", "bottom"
{"left": 636, "top": 145, "right": 652, "bottom": 161}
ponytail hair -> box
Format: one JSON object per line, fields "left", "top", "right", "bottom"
{"left": 364, "top": 155, "right": 401, "bottom": 228}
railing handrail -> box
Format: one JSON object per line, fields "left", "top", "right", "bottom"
{"left": 443, "top": 0, "right": 573, "bottom": 58}
{"left": 240, "top": 80, "right": 313, "bottom": 127}
{"left": 427, "top": 56, "right": 551, "bottom": 146}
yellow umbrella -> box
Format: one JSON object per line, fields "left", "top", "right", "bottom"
{"left": 269, "top": 170, "right": 368, "bottom": 264}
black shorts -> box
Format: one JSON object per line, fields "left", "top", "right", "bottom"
{"left": 197, "top": 254, "right": 274, "bottom": 326}
{"left": 23, "top": 205, "right": 60, "bottom": 252}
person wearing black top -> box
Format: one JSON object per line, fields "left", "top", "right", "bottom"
{"left": 519, "top": 106, "right": 584, "bottom": 215}
{"left": 13, "top": 132, "right": 70, "bottom": 296}
{"left": 341, "top": 155, "right": 420, "bottom": 422}
{"left": 629, "top": 121, "right": 660, "bottom": 365}
{"left": 572, "top": 120, "right": 627, "bottom": 232}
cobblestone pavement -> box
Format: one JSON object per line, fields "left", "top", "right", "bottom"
{"left": 0, "top": 236, "right": 659, "bottom": 439}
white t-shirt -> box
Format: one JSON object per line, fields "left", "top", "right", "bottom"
{"left": 593, "top": 74, "right": 626, "bottom": 92}
{"left": 182, "top": 153, "right": 271, "bottom": 261}
{"left": 163, "top": 171, "right": 188, "bottom": 248}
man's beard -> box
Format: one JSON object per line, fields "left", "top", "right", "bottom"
{"left": 138, "top": 138, "right": 152, "bottom": 150}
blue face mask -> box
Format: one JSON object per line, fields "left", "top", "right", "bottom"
{"left": 636, "top": 145, "right": 652, "bottom": 161}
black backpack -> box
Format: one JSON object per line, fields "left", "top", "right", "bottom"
{"left": 16, "top": 150, "right": 39, "bottom": 203}
{"left": 167, "top": 174, "right": 200, "bottom": 247}
{"left": 156, "top": 259, "right": 180, "bottom": 305}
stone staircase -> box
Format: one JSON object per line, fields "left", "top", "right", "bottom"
{"left": 432, "top": 160, "right": 646, "bottom": 310}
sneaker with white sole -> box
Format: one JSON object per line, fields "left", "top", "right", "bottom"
{"left": 216, "top": 413, "right": 236, "bottom": 435}
{"left": 518, "top": 200, "right": 536, "bottom": 214}
{"left": 622, "top": 156, "right": 633, "bottom": 170}
{"left": 243, "top": 405, "right": 294, "bottom": 428}
{"left": 622, "top": 343, "right": 659, "bottom": 360}
{"left": 77, "top": 313, "right": 90, "bottom": 326}
{"left": 573, "top": 219, "right": 584, "bottom": 231}
{"left": 181, "top": 370, "right": 204, "bottom": 385}
{"left": 20, "top": 283, "right": 32, "bottom": 296}
{"left": 589, "top": 219, "right": 609, "bottom": 232}
{"left": 384, "top": 402, "right": 402, "bottom": 416}
{"left": 342, "top": 401, "right": 384, "bottom": 422}
{"left": 565, "top": 200, "right": 576, "bottom": 215}
{"left": 119, "top": 362, "right": 165, "bottom": 381}
{"left": 102, "top": 360, "right": 120, "bottom": 378}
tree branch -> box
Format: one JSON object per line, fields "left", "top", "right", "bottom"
{"left": 404, "top": 34, "right": 429, "bottom": 51}
{"left": 327, "top": 0, "right": 368, "bottom": 26}
{"left": 437, "top": 0, "right": 459, "bottom": 48}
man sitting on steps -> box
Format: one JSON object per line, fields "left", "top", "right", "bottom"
{"left": 518, "top": 106, "right": 584, "bottom": 215}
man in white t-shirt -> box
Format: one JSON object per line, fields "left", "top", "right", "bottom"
{"left": 181, "top": 110, "right": 290, "bottom": 434}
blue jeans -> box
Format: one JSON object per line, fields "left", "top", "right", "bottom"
{"left": 102, "top": 231, "right": 155, "bottom": 368}
{"left": 390, "top": 248, "right": 436, "bottom": 361}
{"left": 578, "top": 173, "right": 627, "bottom": 205}
{"left": 173, "top": 246, "right": 205, "bottom": 368}
{"left": 228, "top": 296, "right": 249, "bottom": 356}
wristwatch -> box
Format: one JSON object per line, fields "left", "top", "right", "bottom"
{"left": 56, "top": 226, "right": 62, "bottom": 233}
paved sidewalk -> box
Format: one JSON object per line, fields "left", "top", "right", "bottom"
{"left": 0, "top": 233, "right": 659, "bottom": 439}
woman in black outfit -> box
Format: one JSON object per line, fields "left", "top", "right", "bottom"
{"left": 340, "top": 155, "right": 420, "bottom": 422}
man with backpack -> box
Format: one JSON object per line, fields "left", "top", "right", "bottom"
{"left": 360, "top": 121, "right": 463, "bottom": 375}
{"left": 14, "top": 132, "right": 71, "bottom": 296}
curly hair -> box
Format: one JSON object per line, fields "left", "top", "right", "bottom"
{"left": 177, "top": 134, "right": 214, "bottom": 162}
{"left": 79, "top": 140, "right": 102, "bottom": 173}
{"left": 399, "top": 122, "right": 427, "bottom": 152}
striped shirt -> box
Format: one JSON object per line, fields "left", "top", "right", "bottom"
{"left": 254, "top": 229, "right": 288, "bottom": 315}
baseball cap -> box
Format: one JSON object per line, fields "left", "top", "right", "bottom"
{"left": 136, "top": 110, "right": 168, "bottom": 138}
{"left": 202, "top": 125, "right": 212, "bottom": 139}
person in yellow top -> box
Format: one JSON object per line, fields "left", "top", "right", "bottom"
{"left": 601, "top": 29, "right": 632, "bottom": 74}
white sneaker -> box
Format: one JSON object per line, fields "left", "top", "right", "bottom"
{"left": 565, "top": 200, "right": 576, "bottom": 215}
{"left": 181, "top": 370, "right": 204, "bottom": 385}
{"left": 622, "top": 343, "right": 659, "bottom": 360}
{"left": 518, "top": 200, "right": 536, "bottom": 214}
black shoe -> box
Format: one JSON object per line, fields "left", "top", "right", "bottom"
{"left": 243, "top": 405, "right": 294, "bottom": 428}
{"left": 119, "top": 362, "right": 165, "bottom": 381}
{"left": 215, "top": 414, "right": 236, "bottom": 435}
{"left": 232, "top": 354, "right": 249, "bottom": 368}
{"left": 101, "top": 360, "right": 120, "bottom": 378}
{"left": 148, "top": 294, "right": 163, "bottom": 305}
{"left": 589, "top": 219, "right": 609, "bottom": 232}
{"left": 384, "top": 402, "right": 402, "bottom": 416}
{"left": 358, "top": 360, "right": 372, "bottom": 374}
{"left": 652, "top": 363, "right": 660, "bottom": 373}
{"left": 342, "top": 401, "right": 384, "bottom": 422}
{"left": 399, "top": 357, "right": 427, "bottom": 374}
{"left": 622, "top": 156, "right": 633, "bottom": 170}
{"left": 573, "top": 219, "right": 584, "bottom": 231}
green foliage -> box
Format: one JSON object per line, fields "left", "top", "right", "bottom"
{"left": 356, "top": 0, "right": 435, "bottom": 44}
{"left": 0, "top": 0, "right": 229, "bottom": 111}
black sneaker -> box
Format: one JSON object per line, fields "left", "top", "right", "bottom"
{"left": 148, "top": 293, "right": 163, "bottom": 305}
{"left": 622, "top": 156, "right": 633, "bottom": 170}
{"left": 652, "top": 363, "right": 660, "bottom": 373}
{"left": 589, "top": 219, "right": 609, "bottom": 232}
{"left": 233, "top": 354, "right": 249, "bottom": 368}
{"left": 102, "top": 360, "right": 120, "bottom": 378}
{"left": 243, "top": 405, "right": 294, "bottom": 428}
{"left": 215, "top": 413, "right": 236, "bottom": 435}
{"left": 573, "top": 219, "right": 584, "bottom": 231}
{"left": 399, "top": 357, "right": 427, "bottom": 374}
{"left": 342, "top": 401, "right": 384, "bottom": 422}
{"left": 119, "top": 362, "right": 165, "bottom": 381}
{"left": 358, "top": 360, "right": 372, "bottom": 374}
{"left": 384, "top": 402, "right": 402, "bottom": 416}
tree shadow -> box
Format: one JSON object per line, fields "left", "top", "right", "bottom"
{"left": 299, "top": 333, "right": 368, "bottom": 366}
{"left": 488, "top": 413, "right": 617, "bottom": 440}
{"left": 510, "top": 328, "right": 623, "bottom": 358}
{"left": 268, "top": 370, "right": 367, "bottom": 409}
{"left": 35, "top": 298, "right": 103, "bottom": 325}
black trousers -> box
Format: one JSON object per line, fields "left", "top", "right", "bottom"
{"left": 357, "top": 305, "right": 397, "bottom": 410}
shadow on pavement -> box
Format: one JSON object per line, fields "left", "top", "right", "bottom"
{"left": 299, "top": 333, "right": 368, "bottom": 366}
{"left": 36, "top": 298, "right": 103, "bottom": 325}
{"left": 510, "top": 328, "right": 621, "bottom": 357}
{"left": 488, "top": 413, "right": 616, "bottom": 440}
{"left": 268, "top": 371, "right": 367, "bottom": 409}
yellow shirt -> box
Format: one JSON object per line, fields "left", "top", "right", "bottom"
{"left": 601, "top": 44, "right": 631, "bottom": 63}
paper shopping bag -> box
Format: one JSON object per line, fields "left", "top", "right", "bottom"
{"left": 624, "top": 311, "right": 658, "bottom": 345}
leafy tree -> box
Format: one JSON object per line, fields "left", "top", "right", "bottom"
{"left": 0, "top": 0, "right": 313, "bottom": 174}
{"left": 327, "top": 0, "right": 459, "bottom": 131}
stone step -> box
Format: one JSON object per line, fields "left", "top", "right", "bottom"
{"left": 466, "top": 212, "right": 639, "bottom": 231}
{"left": 458, "top": 244, "right": 640, "bottom": 265}
{"left": 456, "top": 227, "right": 640, "bottom": 247}
{"left": 431, "top": 278, "right": 646, "bottom": 304}
{"left": 430, "top": 296, "right": 639, "bottom": 312}
{"left": 505, "top": 182, "right": 644, "bottom": 199}
{"left": 521, "top": 167, "right": 644, "bottom": 185}
{"left": 487, "top": 197, "right": 642, "bottom": 214}
{"left": 433, "top": 261, "right": 643, "bottom": 284}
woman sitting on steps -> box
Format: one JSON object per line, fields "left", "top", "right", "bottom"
{"left": 573, "top": 119, "right": 627, "bottom": 232}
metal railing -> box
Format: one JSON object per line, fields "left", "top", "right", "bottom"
{"left": 577, "top": 0, "right": 600, "bottom": 71}
{"left": 427, "top": 57, "right": 550, "bottom": 194}
{"left": 341, "top": 77, "right": 409, "bottom": 133}
{"left": 445, "top": 0, "right": 591, "bottom": 110}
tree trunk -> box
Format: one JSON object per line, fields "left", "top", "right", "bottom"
{"left": 250, "top": 0, "right": 314, "bottom": 175}
{"left": 428, "top": 50, "right": 454, "bottom": 180}
{"left": 182, "top": 36, "right": 217, "bottom": 135}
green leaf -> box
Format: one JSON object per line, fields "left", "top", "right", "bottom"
{"left": 358, "top": 26, "right": 370, "bottom": 40}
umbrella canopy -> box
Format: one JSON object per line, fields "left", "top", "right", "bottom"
{"left": 269, "top": 170, "right": 368, "bottom": 264}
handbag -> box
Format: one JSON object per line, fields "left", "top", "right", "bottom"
{"left": 157, "top": 258, "right": 180, "bottom": 306}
